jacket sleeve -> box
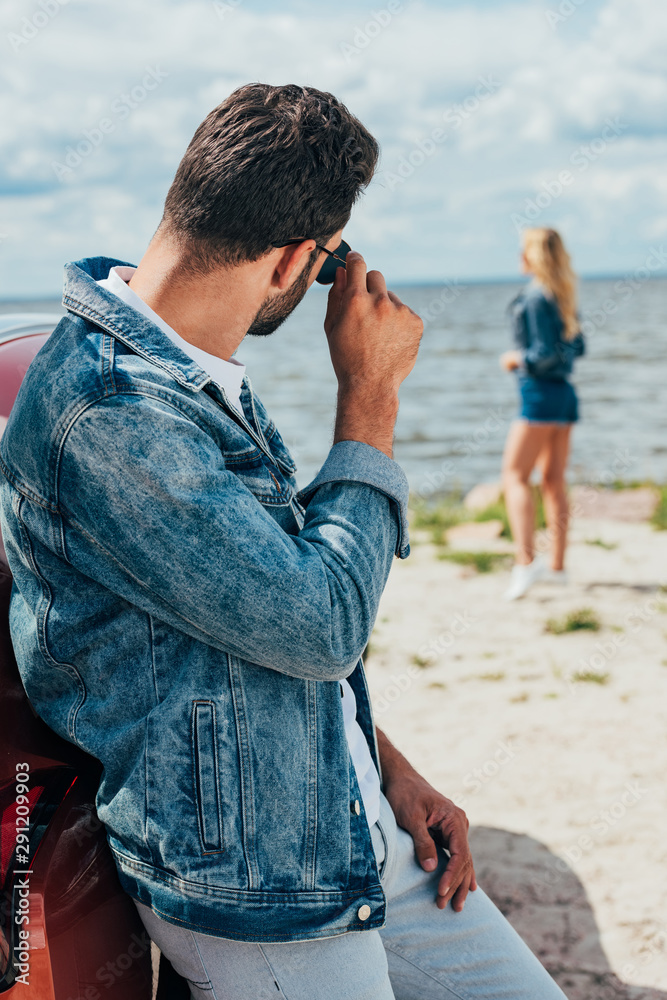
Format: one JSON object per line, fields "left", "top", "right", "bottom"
{"left": 571, "top": 331, "right": 586, "bottom": 357}
{"left": 57, "top": 393, "right": 409, "bottom": 683}
{"left": 515, "top": 294, "right": 563, "bottom": 377}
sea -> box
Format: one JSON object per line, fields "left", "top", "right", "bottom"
{"left": 3, "top": 274, "right": 665, "bottom": 498}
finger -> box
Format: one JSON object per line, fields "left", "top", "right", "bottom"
{"left": 324, "top": 265, "right": 346, "bottom": 330}
{"left": 343, "top": 251, "right": 367, "bottom": 294}
{"left": 387, "top": 291, "right": 423, "bottom": 325}
{"left": 450, "top": 871, "right": 473, "bottom": 912}
{"left": 436, "top": 850, "right": 473, "bottom": 903}
{"left": 366, "top": 269, "right": 387, "bottom": 296}
{"left": 410, "top": 824, "right": 439, "bottom": 873}
{"left": 470, "top": 867, "right": 478, "bottom": 891}
{"left": 438, "top": 871, "right": 471, "bottom": 911}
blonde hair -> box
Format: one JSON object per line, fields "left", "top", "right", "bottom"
{"left": 522, "top": 228, "right": 579, "bottom": 340}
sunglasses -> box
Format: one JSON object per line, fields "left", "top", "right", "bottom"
{"left": 272, "top": 239, "right": 352, "bottom": 285}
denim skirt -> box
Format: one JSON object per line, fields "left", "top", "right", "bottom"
{"left": 518, "top": 376, "right": 579, "bottom": 424}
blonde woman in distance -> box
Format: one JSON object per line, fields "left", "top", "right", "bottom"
{"left": 500, "top": 227, "right": 585, "bottom": 601}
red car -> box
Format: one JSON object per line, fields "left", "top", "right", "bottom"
{"left": 0, "top": 315, "right": 187, "bottom": 999}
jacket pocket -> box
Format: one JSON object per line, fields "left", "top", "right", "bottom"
{"left": 192, "top": 701, "right": 224, "bottom": 854}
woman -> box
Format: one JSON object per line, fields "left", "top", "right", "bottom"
{"left": 500, "top": 227, "right": 585, "bottom": 601}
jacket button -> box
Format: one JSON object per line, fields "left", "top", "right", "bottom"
{"left": 352, "top": 800, "right": 361, "bottom": 816}
{"left": 358, "top": 904, "right": 371, "bottom": 921}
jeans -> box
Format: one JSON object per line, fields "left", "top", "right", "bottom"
{"left": 135, "top": 794, "right": 567, "bottom": 1000}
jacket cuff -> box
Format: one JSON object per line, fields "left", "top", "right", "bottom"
{"left": 297, "top": 440, "right": 410, "bottom": 559}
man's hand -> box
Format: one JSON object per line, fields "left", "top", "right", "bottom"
{"left": 325, "top": 253, "right": 423, "bottom": 458}
{"left": 377, "top": 729, "right": 477, "bottom": 912}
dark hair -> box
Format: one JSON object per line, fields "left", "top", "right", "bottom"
{"left": 161, "top": 83, "right": 379, "bottom": 272}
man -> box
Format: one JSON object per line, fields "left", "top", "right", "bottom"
{"left": 0, "top": 84, "right": 565, "bottom": 998}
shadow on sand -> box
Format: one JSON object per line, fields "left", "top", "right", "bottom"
{"left": 470, "top": 827, "right": 666, "bottom": 1000}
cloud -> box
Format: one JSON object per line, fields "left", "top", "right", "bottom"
{"left": 0, "top": 0, "right": 666, "bottom": 296}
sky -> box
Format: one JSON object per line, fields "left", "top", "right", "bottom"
{"left": 1, "top": 0, "right": 667, "bottom": 296}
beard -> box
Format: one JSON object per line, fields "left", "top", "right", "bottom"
{"left": 245, "top": 248, "right": 318, "bottom": 338}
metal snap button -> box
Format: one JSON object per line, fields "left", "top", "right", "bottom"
{"left": 352, "top": 799, "right": 361, "bottom": 815}
{"left": 357, "top": 904, "right": 371, "bottom": 921}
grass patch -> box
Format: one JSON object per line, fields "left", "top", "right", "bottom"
{"left": 569, "top": 669, "right": 609, "bottom": 685}
{"left": 438, "top": 550, "right": 512, "bottom": 574}
{"left": 472, "top": 498, "right": 512, "bottom": 537}
{"left": 411, "top": 654, "right": 433, "bottom": 669}
{"left": 410, "top": 489, "right": 546, "bottom": 546}
{"left": 652, "top": 486, "right": 667, "bottom": 530}
{"left": 585, "top": 537, "right": 618, "bottom": 550}
{"left": 428, "top": 681, "right": 447, "bottom": 690}
{"left": 411, "top": 497, "right": 465, "bottom": 546}
{"left": 610, "top": 478, "right": 647, "bottom": 490}
{"left": 546, "top": 607, "right": 601, "bottom": 634}
{"left": 510, "top": 692, "right": 529, "bottom": 703}
{"left": 478, "top": 671, "right": 506, "bottom": 682}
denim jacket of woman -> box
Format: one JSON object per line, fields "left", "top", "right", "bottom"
{"left": 0, "top": 257, "right": 411, "bottom": 943}
{"left": 510, "top": 281, "right": 585, "bottom": 379}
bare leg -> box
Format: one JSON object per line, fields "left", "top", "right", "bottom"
{"left": 502, "top": 421, "right": 553, "bottom": 565}
{"left": 538, "top": 424, "right": 572, "bottom": 571}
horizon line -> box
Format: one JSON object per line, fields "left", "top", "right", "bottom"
{"left": 2, "top": 269, "right": 667, "bottom": 304}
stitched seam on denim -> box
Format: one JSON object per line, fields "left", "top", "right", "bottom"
{"left": 381, "top": 945, "right": 469, "bottom": 1000}
{"left": 146, "top": 616, "right": 158, "bottom": 864}
{"left": 222, "top": 448, "right": 263, "bottom": 464}
{"left": 0, "top": 457, "right": 57, "bottom": 512}
{"left": 188, "top": 932, "right": 219, "bottom": 1000}
{"left": 192, "top": 701, "right": 225, "bottom": 855}
{"left": 52, "top": 388, "right": 288, "bottom": 508}
{"left": 247, "top": 376, "right": 271, "bottom": 453}
{"left": 101, "top": 332, "right": 115, "bottom": 395}
{"left": 268, "top": 471, "right": 282, "bottom": 493}
{"left": 53, "top": 389, "right": 226, "bottom": 505}
{"left": 298, "top": 479, "right": 407, "bottom": 555}
{"left": 57, "top": 514, "right": 318, "bottom": 670}
{"left": 138, "top": 897, "right": 383, "bottom": 941}
{"left": 262, "top": 420, "right": 297, "bottom": 475}
{"left": 55, "top": 510, "right": 66, "bottom": 561}
{"left": 62, "top": 297, "right": 209, "bottom": 389}
{"left": 0, "top": 386, "right": 120, "bottom": 511}
{"left": 206, "top": 376, "right": 286, "bottom": 471}
{"left": 257, "top": 945, "right": 290, "bottom": 999}
{"left": 304, "top": 680, "right": 317, "bottom": 891}
{"left": 14, "top": 493, "right": 86, "bottom": 740}
{"left": 228, "top": 656, "right": 260, "bottom": 888}
{"left": 115, "top": 847, "right": 382, "bottom": 901}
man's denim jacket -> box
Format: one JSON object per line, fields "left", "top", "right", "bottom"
{"left": 0, "top": 257, "right": 410, "bottom": 942}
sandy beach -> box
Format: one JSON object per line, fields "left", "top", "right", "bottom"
{"left": 365, "top": 488, "right": 667, "bottom": 999}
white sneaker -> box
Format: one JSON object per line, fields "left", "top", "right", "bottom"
{"left": 504, "top": 556, "right": 546, "bottom": 601}
{"left": 544, "top": 568, "right": 569, "bottom": 585}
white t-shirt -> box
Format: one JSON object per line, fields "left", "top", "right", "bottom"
{"left": 97, "top": 266, "right": 381, "bottom": 829}
{"left": 339, "top": 679, "right": 381, "bottom": 826}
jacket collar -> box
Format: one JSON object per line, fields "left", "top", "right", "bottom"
{"left": 62, "top": 256, "right": 211, "bottom": 391}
